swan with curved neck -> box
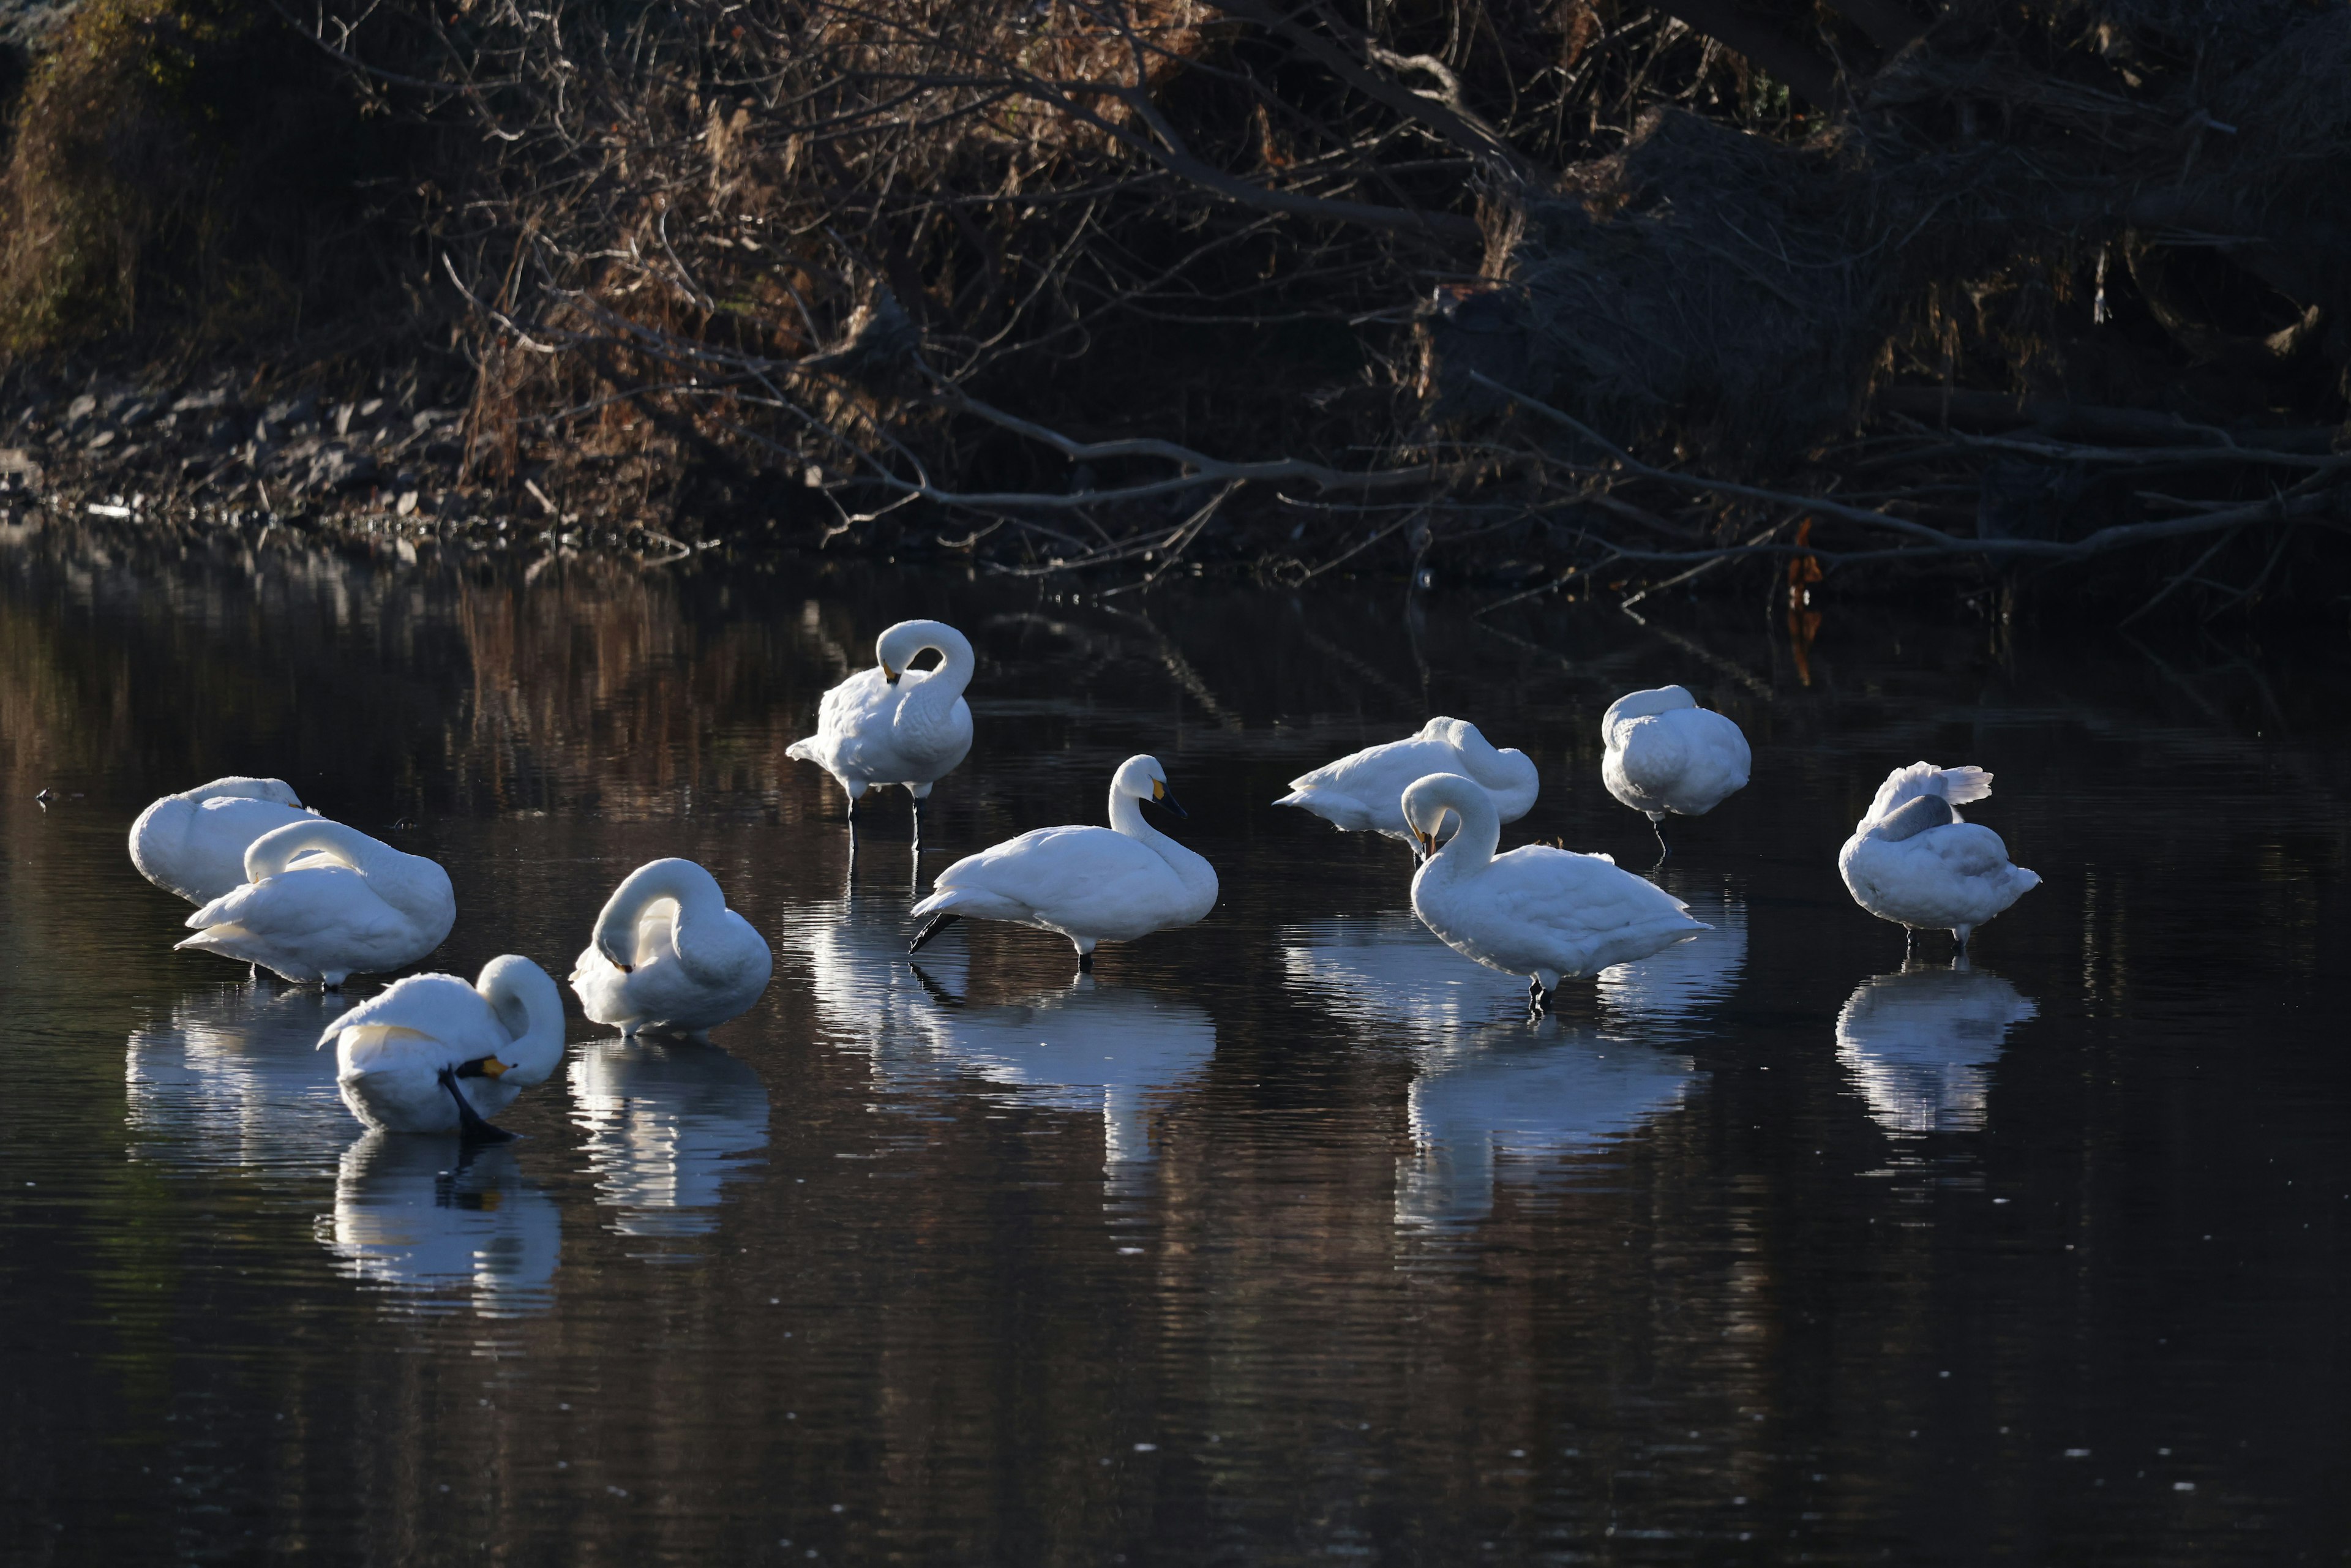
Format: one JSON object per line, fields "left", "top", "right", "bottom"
{"left": 177, "top": 819, "right": 456, "bottom": 986}
{"left": 787, "top": 618, "right": 976, "bottom": 842}
{"left": 321, "top": 955, "right": 568, "bottom": 1138}
{"left": 907, "top": 754, "right": 1217, "bottom": 972}
{"left": 570, "top": 857, "right": 773, "bottom": 1037}
{"left": 129, "top": 775, "right": 318, "bottom": 905}
{"left": 1600, "top": 685, "right": 1751, "bottom": 860}
{"left": 1277, "top": 717, "right": 1539, "bottom": 846}
{"left": 1403, "top": 773, "right": 1706, "bottom": 1012}
{"left": 1839, "top": 762, "right": 2039, "bottom": 955}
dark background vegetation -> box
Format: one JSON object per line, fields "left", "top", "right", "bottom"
{"left": 1, "top": 0, "right": 2347, "bottom": 619}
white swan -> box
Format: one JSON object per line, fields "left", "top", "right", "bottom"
{"left": 1403, "top": 772, "right": 1706, "bottom": 1011}
{"left": 317, "top": 955, "right": 568, "bottom": 1138}
{"left": 569, "top": 858, "right": 773, "bottom": 1037}
{"left": 128, "top": 776, "right": 317, "bottom": 904}
{"left": 1836, "top": 962, "right": 2038, "bottom": 1135}
{"left": 787, "top": 618, "right": 975, "bottom": 838}
{"left": 1600, "top": 686, "right": 1750, "bottom": 857}
{"left": 1839, "top": 763, "right": 2040, "bottom": 953}
{"left": 908, "top": 754, "right": 1217, "bottom": 970}
{"left": 178, "top": 819, "right": 456, "bottom": 985}
{"left": 1275, "top": 718, "right": 1538, "bottom": 844}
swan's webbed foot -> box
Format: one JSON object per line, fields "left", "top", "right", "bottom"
{"left": 437, "top": 1066, "right": 515, "bottom": 1143}
{"left": 908, "top": 911, "right": 960, "bottom": 956}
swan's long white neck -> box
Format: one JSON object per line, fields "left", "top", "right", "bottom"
{"left": 477, "top": 956, "right": 566, "bottom": 1082}
{"left": 1420, "top": 781, "right": 1502, "bottom": 878}
{"left": 889, "top": 623, "right": 975, "bottom": 706}
{"left": 596, "top": 858, "right": 727, "bottom": 966}
{"left": 1107, "top": 787, "right": 1212, "bottom": 890}
{"left": 245, "top": 820, "right": 377, "bottom": 880}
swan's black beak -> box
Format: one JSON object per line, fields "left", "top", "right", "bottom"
{"left": 1414, "top": 828, "right": 1435, "bottom": 861}
{"left": 883, "top": 664, "right": 901, "bottom": 685}
{"left": 1150, "top": 781, "right": 1187, "bottom": 818}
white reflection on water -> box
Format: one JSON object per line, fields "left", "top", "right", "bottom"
{"left": 320, "top": 1134, "right": 561, "bottom": 1317}
{"left": 568, "top": 1038, "right": 770, "bottom": 1238}
{"left": 795, "top": 898, "right": 1215, "bottom": 1174}
{"left": 1279, "top": 913, "right": 1704, "bottom": 1227}
{"left": 1835, "top": 962, "right": 2038, "bottom": 1135}
{"left": 1281, "top": 876, "right": 1744, "bottom": 1038}
{"left": 124, "top": 981, "right": 355, "bottom": 1178}
{"left": 1401, "top": 1022, "right": 1698, "bottom": 1229}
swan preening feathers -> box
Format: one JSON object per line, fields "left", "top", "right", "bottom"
{"left": 319, "top": 955, "right": 568, "bottom": 1139}
{"left": 130, "top": 776, "right": 318, "bottom": 905}
{"left": 178, "top": 819, "right": 456, "bottom": 986}
{"left": 909, "top": 754, "right": 1217, "bottom": 970}
{"left": 1600, "top": 686, "right": 1750, "bottom": 857}
{"left": 571, "top": 858, "right": 773, "bottom": 1038}
{"left": 789, "top": 618, "right": 976, "bottom": 837}
{"left": 1403, "top": 772, "right": 1708, "bottom": 1011}
{"left": 1277, "top": 718, "right": 1538, "bottom": 844}
{"left": 1839, "top": 763, "right": 2039, "bottom": 952}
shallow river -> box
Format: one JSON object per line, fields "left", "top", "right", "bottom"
{"left": 2, "top": 527, "right": 2347, "bottom": 1564}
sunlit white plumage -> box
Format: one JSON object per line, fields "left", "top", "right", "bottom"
{"left": 129, "top": 776, "right": 318, "bottom": 905}
{"left": 569, "top": 1038, "right": 770, "bottom": 1236}
{"left": 909, "top": 754, "right": 1216, "bottom": 966}
{"left": 1404, "top": 773, "right": 1706, "bottom": 1005}
{"left": 570, "top": 858, "right": 773, "bottom": 1037}
{"left": 318, "top": 955, "right": 568, "bottom": 1135}
{"left": 1276, "top": 718, "right": 1537, "bottom": 842}
{"left": 787, "top": 618, "right": 975, "bottom": 830}
{"left": 1600, "top": 686, "right": 1750, "bottom": 853}
{"left": 178, "top": 819, "right": 455, "bottom": 985}
{"left": 1839, "top": 763, "right": 2039, "bottom": 950}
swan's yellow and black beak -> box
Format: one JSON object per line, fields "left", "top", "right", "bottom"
{"left": 455, "top": 1056, "right": 511, "bottom": 1079}
{"left": 1414, "top": 828, "right": 1436, "bottom": 859}
{"left": 883, "top": 662, "right": 902, "bottom": 685}
{"left": 1150, "top": 778, "right": 1188, "bottom": 818}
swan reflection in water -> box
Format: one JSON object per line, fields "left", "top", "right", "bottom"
{"left": 1282, "top": 873, "right": 1745, "bottom": 1038}
{"left": 320, "top": 1133, "right": 560, "bottom": 1317}
{"left": 792, "top": 894, "right": 1216, "bottom": 1176}
{"left": 124, "top": 982, "right": 354, "bottom": 1177}
{"left": 1835, "top": 962, "right": 2038, "bottom": 1135}
{"left": 568, "top": 1038, "right": 770, "bottom": 1238}
{"left": 1279, "top": 912, "right": 1706, "bottom": 1226}
{"left": 1401, "top": 1020, "right": 1697, "bottom": 1229}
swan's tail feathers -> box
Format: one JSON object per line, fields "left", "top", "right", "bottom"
{"left": 1272, "top": 790, "right": 1311, "bottom": 808}
{"left": 1866, "top": 762, "right": 1994, "bottom": 825}
{"left": 786, "top": 737, "right": 820, "bottom": 764}
{"left": 907, "top": 912, "right": 961, "bottom": 955}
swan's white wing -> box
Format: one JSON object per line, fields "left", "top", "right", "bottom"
{"left": 924, "top": 826, "right": 1176, "bottom": 925}
{"left": 320, "top": 973, "right": 505, "bottom": 1068}
{"left": 1480, "top": 847, "right": 1695, "bottom": 933}
{"left": 189, "top": 865, "right": 412, "bottom": 947}
{"left": 1865, "top": 762, "right": 1993, "bottom": 826}
{"left": 1922, "top": 821, "right": 2018, "bottom": 879}
{"left": 1614, "top": 718, "right": 1693, "bottom": 799}
{"left": 792, "top": 667, "right": 895, "bottom": 771}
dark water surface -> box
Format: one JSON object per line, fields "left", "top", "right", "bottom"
{"left": 3, "top": 527, "right": 2349, "bottom": 1564}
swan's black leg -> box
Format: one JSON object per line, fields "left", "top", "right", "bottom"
{"left": 1527, "top": 977, "right": 1549, "bottom": 1016}
{"left": 1651, "top": 815, "right": 1670, "bottom": 863}
{"left": 437, "top": 1067, "right": 515, "bottom": 1142}
{"left": 1079, "top": 950, "right": 1095, "bottom": 974}
{"left": 907, "top": 912, "right": 960, "bottom": 955}
{"left": 911, "top": 795, "right": 923, "bottom": 852}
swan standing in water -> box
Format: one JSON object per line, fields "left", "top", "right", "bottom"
{"left": 1404, "top": 773, "right": 1706, "bottom": 1013}
{"left": 178, "top": 819, "right": 455, "bottom": 985}
{"left": 788, "top": 618, "right": 975, "bottom": 843}
{"left": 129, "top": 776, "right": 317, "bottom": 904}
{"left": 1839, "top": 763, "right": 2039, "bottom": 954}
{"left": 569, "top": 858, "right": 773, "bottom": 1038}
{"left": 318, "top": 955, "right": 568, "bottom": 1138}
{"left": 908, "top": 754, "right": 1216, "bottom": 972}
{"left": 1276, "top": 718, "right": 1538, "bottom": 847}
{"left": 1600, "top": 686, "right": 1750, "bottom": 858}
